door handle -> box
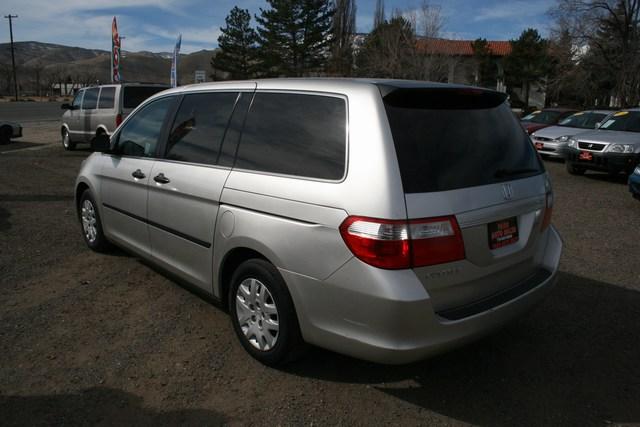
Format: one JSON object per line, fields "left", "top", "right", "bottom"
{"left": 153, "top": 173, "right": 170, "bottom": 184}
{"left": 131, "top": 169, "right": 145, "bottom": 179}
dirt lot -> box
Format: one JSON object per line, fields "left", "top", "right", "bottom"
{"left": 1, "top": 122, "right": 639, "bottom": 426}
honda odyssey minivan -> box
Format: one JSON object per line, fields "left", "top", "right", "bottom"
{"left": 75, "top": 79, "right": 562, "bottom": 365}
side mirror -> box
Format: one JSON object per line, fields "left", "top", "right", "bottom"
{"left": 61, "top": 103, "right": 72, "bottom": 110}
{"left": 91, "top": 133, "right": 111, "bottom": 153}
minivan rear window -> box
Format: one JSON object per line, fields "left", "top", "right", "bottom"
{"left": 382, "top": 88, "right": 543, "bottom": 193}
{"left": 236, "top": 93, "right": 346, "bottom": 180}
{"left": 123, "top": 86, "right": 167, "bottom": 109}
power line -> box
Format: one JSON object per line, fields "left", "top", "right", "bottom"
{"left": 4, "top": 14, "right": 19, "bottom": 101}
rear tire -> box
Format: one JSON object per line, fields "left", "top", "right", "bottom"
{"left": 566, "top": 162, "right": 585, "bottom": 175}
{"left": 62, "top": 128, "right": 76, "bottom": 151}
{"left": 0, "top": 125, "right": 11, "bottom": 145}
{"left": 78, "top": 190, "right": 112, "bottom": 252}
{"left": 228, "top": 259, "right": 306, "bottom": 366}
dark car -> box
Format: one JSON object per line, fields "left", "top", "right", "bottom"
{"left": 629, "top": 164, "right": 640, "bottom": 199}
{"left": 521, "top": 108, "right": 578, "bottom": 135}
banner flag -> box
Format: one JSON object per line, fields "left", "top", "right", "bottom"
{"left": 171, "top": 34, "right": 182, "bottom": 88}
{"left": 111, "top": 17, "right": 121, "bottom": 83}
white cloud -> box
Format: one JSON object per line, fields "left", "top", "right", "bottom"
{"left": 473, "top": 0, "right": 554, "bottom": 22}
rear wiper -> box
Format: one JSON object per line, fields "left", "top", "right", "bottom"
{"left": 494, "top": 168, "right": 539, "bottom": 178}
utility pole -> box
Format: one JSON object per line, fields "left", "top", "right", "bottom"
{"left": 4, "top": 14, "right": 19, "bottom": 101}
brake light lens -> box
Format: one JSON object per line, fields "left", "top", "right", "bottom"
{"left": 115, "top": 113, "right": 123, "bottom": 127}
{"left": 339, "top": 216, "right": 465, "bottom": 270}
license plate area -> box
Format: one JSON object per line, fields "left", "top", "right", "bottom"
{"left": 579, "top": 150, "right": 593, "bottom": 161}
{"left": 488, "top": 217, "right": 519, "bottom": 250}
{"left": 535, "top": 142, "right": 544, "bottom": 150}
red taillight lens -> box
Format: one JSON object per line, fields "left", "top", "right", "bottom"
{"left": 410, "top": 217, "right": 465, "bottom": 267}
{"left": 115, "top": 113, "right": 123, "bottom": 127}
{"left": 541, "top": 192, "right": 553, "bottom": 231}
{"left": 339, "top": 215, "right": 465, "bottom": 270}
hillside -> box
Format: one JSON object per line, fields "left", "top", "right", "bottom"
{"left": 0, "top": 41, "right": 218, "bottom": 94}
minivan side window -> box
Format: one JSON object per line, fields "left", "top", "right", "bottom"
{"left": 98, "top": 87, "right": 116, "bottom": 109}
{"left": 113, "top": 97, "right": 174, "bottom": 158}
{"left": 82, "top": 88, "right": 99, "bottom": 110}
{"left": 165, "top": 92, "right": 238, "bottom": 166}
{"left": 235, "top": 93, "right": 346, "bottom": 180}
{"left": 72, "top": 90, "right": 84, "bottom": 108}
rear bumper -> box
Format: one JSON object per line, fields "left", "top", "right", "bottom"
{"left": 566, "top": 148, "right": 640, "bottom": 173}
{"left": 283, "top": 226, "right": 562, "bottom": 364}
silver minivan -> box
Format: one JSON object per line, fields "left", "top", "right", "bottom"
{"left": 75, "top": 79, "right": 562, "bottom": 365}
{"left": 61, "top": 83, "right": 168, "bottom": 150}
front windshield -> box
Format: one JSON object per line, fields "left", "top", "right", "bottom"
{"left": 598, "top": 111, "right": 640, "bottom": 133}
{"left": 522, "top": 110, "right": 562, "bottom": 124}
{"left": 558, "top": 112, "right": 608, "bottom": 129}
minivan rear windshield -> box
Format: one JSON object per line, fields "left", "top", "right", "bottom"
{"left": 123, "top": 86, "right": 167, "bottom": 109}
{"left": 382, "top": 88, "right": 543, "bottom": 193}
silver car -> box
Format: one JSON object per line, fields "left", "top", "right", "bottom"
{"left": 531, "top": 110, "right": 611, "bottom": 158}
{"left": 565, "top": 108, "right": 640, "bottom": 176}
{"left": 61, "top": 83, "right": 168, "bottom": 150}
{"left": 74, "top": 79, "right": 562, "bottom": 365}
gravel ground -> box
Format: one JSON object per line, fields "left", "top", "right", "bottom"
{"left": 1, "top": 125, "right": 639, "bottom": 426}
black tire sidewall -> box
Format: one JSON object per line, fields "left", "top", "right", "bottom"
{"left": 228, "top": 259, "right": 302, "bottom": 366}
{"left": 79, "top": 190, "right": 109, "bottom": 252}
{"left": 0, "top": 126, "right": 11, "bottom": 145}
{"left": 566, "top": 162, "right": 585, "bottom": 175}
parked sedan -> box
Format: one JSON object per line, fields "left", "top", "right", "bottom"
{"left": 0, "top": 121, "right": 23, "bottom": 145}
{"left": 531, "top": 110, "right": 611, "bottom": 158}
{"left": 521, "top": 108, "right": 577, "bottom": 135}
{"left": 565, "top": 109, "right": 640, "bottom": 176}
{"left": 629, "top": 164, "right": 640, "bottom": 199}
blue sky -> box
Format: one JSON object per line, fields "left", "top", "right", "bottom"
{"left": 1, "top": 0, "right": 555, "bottom": 53}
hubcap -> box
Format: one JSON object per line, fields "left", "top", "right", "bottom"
{"left": 63, "top": 131, "right": 69, "bottom": 148}
{"left": 81, "top": 199, "right": 98, "bottom": 243}
{"left": 235, "top": 278, "right": 279, "bottom": 351}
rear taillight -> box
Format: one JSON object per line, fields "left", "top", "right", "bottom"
{"left": 541, "top": 191, "right": 553, "bottom": 231}
{"left": 339, "top": 216, "right": 465, "bottom": 270}
{"left": 115, "top": 113, "right": 123, "bottom": 127}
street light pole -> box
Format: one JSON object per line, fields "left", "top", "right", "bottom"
{"left": 4, "top": 14, "right": 19, "bottom": 102}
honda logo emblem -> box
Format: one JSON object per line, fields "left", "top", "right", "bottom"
{"left": 502, "top": 184, "right": 514, "bottom": 200}
{"left": 588, "top": 143, "right": 594, "bottom": 149}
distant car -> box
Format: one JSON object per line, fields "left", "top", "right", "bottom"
{"left": 565, "top": 109, "right": 640, "bottom": 176}
{"left": 629, "top": 164, "right": 640, "bottom": 199}
{"left": 531, "top": 110, "right": 611, "bottom": 158}
{"left": 0, "top": 121, "right": 23, "bottom": 145}
{"left": 60, "top": 82, "right": 169, "bottom": 150}
{"left": 521, "top": 108, "right": 578, "bottom": 135}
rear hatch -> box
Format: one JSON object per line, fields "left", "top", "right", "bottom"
{"left": 121, "top": 85, "right": 169, "bottom": 117}
{"left": 382, "top": 86, "right": 550, "bottom": 315}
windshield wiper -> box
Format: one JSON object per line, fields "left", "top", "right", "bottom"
{"left": 494, "top": 168, "right": 539, "bottom": 178}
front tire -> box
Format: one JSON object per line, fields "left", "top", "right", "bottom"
{"left": 62, "top": 128, "right": 76, "bottom": 151}
{"left": 78, "top": 190, "right": 111, "bottom": 252}
{"left": 566, "top": 162, "right": 586, "bottom": 175}
{"left": 228, "top": 259, "right": 305, "bottom": 366}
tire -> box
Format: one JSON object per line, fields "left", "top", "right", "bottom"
{"left": 62, "top": 128, "right": 76, "bottom": 151}
{"left": 566, "top": 162, "right": 586, "bottom": 175}
{"left": 0, "top": 125, "right": 11, "bottom": 145}
{"left": 228, "top": 259, "right": 306, "bottom": 366}
{"left": 78, "top": 190, "right": 112, "bottom": 252}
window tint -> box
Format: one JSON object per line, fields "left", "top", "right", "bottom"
{"left": 123, "top": 86, "right": 167, "bottom": 109}
{"left": 236, "top": 93, "right": 346, "bottom": 180}
{"left": 521, "top": 110, "right": 562, "bottom": 124}
{"left": 72, "top": 90, "right": 84, "bottom": 108}
{"left": 599, "top": 111, "right": 640, "bottom": 133}
{"left": 114, "top": 97, "right": 174, "bottom": 157}
{"left": 558, "top": 112, "right": 608, "bottom": 129}
{"left": 98, "top": 87, "right": 116, "bottom": 109}
{"left": 383, "top": 88, "right": 543, "bottom": 193}
{"left": 166, "top": 92, "right": 238, "bottom": 165}
{"left": 82, "top": 88, "right": 99, "bottom": 110}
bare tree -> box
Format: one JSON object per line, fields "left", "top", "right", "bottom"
{"left": 551, "top": 0, "right": 640, "bottom": 106}
{"left": 374, "top": 0, "right": 385, "bottom": 29}
{"left": 329, "top": 0, "right": 357, "bottom": 76}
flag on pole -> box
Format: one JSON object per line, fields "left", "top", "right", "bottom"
{"left": 171, "top": 34, "right": 182, "bottom": 88}
{"left": 111, "top": 17, "right": 121, "bottom": 82}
